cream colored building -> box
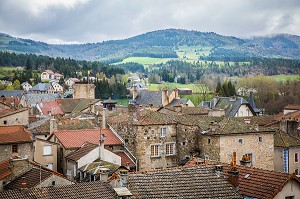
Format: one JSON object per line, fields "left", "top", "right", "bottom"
{"left": 73, "top": 82, "right": 95, "bottom": 99}
{"left": 0, "top": 108, "right": 29, "bottom": 126}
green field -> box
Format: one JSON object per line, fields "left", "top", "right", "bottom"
{"left": 0, "top": 67, "right": 17, "bottom": 79}
{"left": 269, "top": 74, "right": 300, "bottom": 82}
{"left": 118, "top": 57, "right": 176, "bottom": 66}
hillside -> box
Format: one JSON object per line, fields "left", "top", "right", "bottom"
{"left": 0, "top": 29, "right": 300, "bottom": 62}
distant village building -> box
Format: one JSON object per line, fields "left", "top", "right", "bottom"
{"left": 65, "top": 78, "right": 80, "bottom": 89}
{"left": 41, "top": 70, "right": 64, "bottom": 82}
{"left": 73, "top": 82, "right": 95, "bottom": 99}
{"left": 21, "top": 82, "right": 32, "bottom": 91}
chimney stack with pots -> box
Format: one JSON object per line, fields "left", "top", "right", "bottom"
{"left": 228, "top": 152, "right": 239, "bottom": 189}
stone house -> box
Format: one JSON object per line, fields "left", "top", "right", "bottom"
{"left": 41, "top": 70, "right": 64, "bottom": 82}
{"left": 109, "top": 110, "right": 275, "bottom": 171}
{"left": 31, "top": 83, "right": 54, "bottom": 94}
{"left": 0, "top": 108, "right": 29, "bottom": 126}
{"left": 73, "top": 82, "right": 95, "bottom": 99}
{"left": 0, "top": 126, "right": 34, "bottom": 162}
{"left": 200, "top": 96, "right": 256, "bottom": 117}
{"left": 65, "top": 78, "right": 80, "bottom": 89}
{"left": 33, "top": 138, "right": 59, "bottom": 171}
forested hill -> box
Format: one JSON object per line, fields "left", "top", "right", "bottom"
{"left": 0, "top": 29, "right": 300, "bottom": 62}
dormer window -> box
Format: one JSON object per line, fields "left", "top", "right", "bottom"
{"left": 160, "top": 127, "right": 167, "bottom": 137}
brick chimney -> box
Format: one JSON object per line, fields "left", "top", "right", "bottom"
{"left": 162, "top": 88, "right": 169, "bottom": 107}
{"left": 228, "top": 152, "right": 239, "bottom": 189}
{"left": 21, "top": 177, "right": 27, "bottom": 188}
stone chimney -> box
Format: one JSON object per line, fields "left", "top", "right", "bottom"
{"left": 50, "top": 117, "right": 57, "bottom": 134}
{"left": 228, "top": 152, "right": 239, "bottom": 189}
{"left": 102, "top": 108, "right": 107, "bottom": 129}
{"left": 211, "top": 95, "right": 219, "bottom": 109}
{"left": 162, "top": 88, "right": 169, "bottom": 107}
{"left": 132, "top": 86, "right": 138, "bottom": 100}
{"left": 99, "top": 133, "right": 105, "bottom": 160}
{"left": 174, "top": 103, "right": 182, "bottom": 113}
{"left": 21, "top": 177, "right": 27, "bottom": 188}
{"left": 119, "top": 169, "right": 128, "bottom": 187}
{"left": 174, "top": 89, "right": 179, "bottom": 99}
{"left": 99, "top": 168, "right": 110, "bottom": 181}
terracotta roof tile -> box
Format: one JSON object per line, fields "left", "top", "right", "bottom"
{"left": 114, "top": 151, "right": 135, "bottom": 168}
{"left": 39, "top": 101, "right": 64, "bottom": 115}
{"left": 284, "top": 104, "right": 300, "bottom": 110}
{"left": 185, "top": 158, "right": 299, "bottom": 199}
{"left": 0, "top": 126, "right": 32, "bottom": 144}
{"left": 53, "top": 128, "right": 122, "bottom": 149}
{"left": 0, "top": 159, "right": 11, "bottom": 180}
{"left": 65, "top": 142, "right": 98, "bottom": 161}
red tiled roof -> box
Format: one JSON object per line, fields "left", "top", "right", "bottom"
{"left": 185, "top": 158, "right": 300, "bottom": 199}
{"left": 114, "top": 151, "right": 135, "bottom": 168}
{"left": 0, "top": 159, "right": 11, "bottom": 180}
{"left": 45, "top": 70, "right": 54, "bottom": 74}
{"left": 39, "top": 101, "right": 64, "bottom": 115}
{"left": 284, "top": 104, "right": 300, "bottom": 110}
{"left": 53, "top": 128, "right": 122, "bottom": 149}
{"left": 0, "top": 126, "right": 32, "bottom": 144}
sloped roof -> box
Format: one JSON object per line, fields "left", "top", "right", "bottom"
{"left": 0, "top": 126, "right": 32, "bottom": 144}
{"left": 25, "top": 94, "right": 60, "bottom": 105}
{"left": 284, "top": 104, "right": 300, "bottom": 110}
{"left": 0, "top": 159, "right": 11, "bottom": 180}
{"left": 52, "top": 128, "right": 122, "bottom": 149}
{"left": 160, "top": 106, "right": 209, "bottom": 115}
{"left": 274, "top": 130, "right": 300, "bottom": 147}
{"left": 0, "top": 90, "right": 24, "bottom": 101}
{"left": 45, "top": 70, "right": 54, "bottom": 74}
{"left": 127, "top": 166, "right": 242, "bottom": 199}
{"left": 5, "top": 168, "right": 54, "bottom": 190}
{"left": 56, "top": 99, "right": 100, "bottom": 114}
{"left": 134, "top": 90, "right": 172, "bottom": 107}
{"left": 39, "top": 101, "right": 64, "bottom": 115}
{"left": 166, "top": 98, "right": 190, "bottom": 107}
{"left": 215, "top": 97, "right": 252, "bottom": 117}
{"left": 136, "top": 111, "right": 177, "bottom": 125}
{"left": 185, "top": 158, "right": 300, "bottom": 199}
{"left": 31, "top": 83, "right": 51, "bottom": 92}
{"left": 0, "top": 108, "right": 28, "bottom": 119}
{"left": 114, "top": 151, "right": 135, "bottom": 168}
{"left": 78, "top": 159, "right": 120, "bottom": 176}
{"left": 65, "top": 142, "right": 98, "bottom": 161}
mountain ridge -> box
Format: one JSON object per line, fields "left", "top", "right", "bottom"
{"left": 1, "top": 29, "right": 300, "bottom": 62}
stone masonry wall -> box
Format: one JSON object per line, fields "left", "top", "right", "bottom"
{"left": 198, "top": 135, "right": 220, "bottom": 161}
{"left": 0, "top": 109, "right": 29, "bottom": 126}
{"left": 136, "top": 124, "right": 177, "bottom": 170}
{"left": 0, "top": 143, "right": 33, "bottom": 162}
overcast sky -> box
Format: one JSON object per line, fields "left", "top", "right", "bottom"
{"left": 0, "top": 0, "right": 299, "bottom": 44}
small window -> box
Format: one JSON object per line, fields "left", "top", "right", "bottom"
{"left": 160, "top": 127, "right": 167, "bottom": 137}
{"left": 238, "top": 138, "right": 243, "bottom": 144}
{"left": 166, "top": 143, "right": 175, "bottom": 156}
{"left": 151, "top": 145, "right": 160, "bottom": 157}
{"left": 43, "top": 146, "right": 52, "bottom": 156}
{"left": 12, "top": 144, "right": 18, "bottom": 153}
{"left": 52, "top": 181, "right": 55, "bottom": 186}
{"left": 258, "top": 137, "right": 263, "bottom": 142}
{"left": 295, "top": 153, "right": 299, "bottom": 163}
{"left": 208, "top": 138, "right": 211, "bottom": 144}
{"left": 3, "top": 120, "right": 7, "bottom": 125}
{"left": 295, "top": 169, "right": 299, "bottom": 175}
{"left": 285, "top": 196, "right": 294, "bottom": 199}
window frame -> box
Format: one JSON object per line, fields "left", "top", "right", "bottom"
{"left": 150, "top": 144, "right": 161, "bottom": 157}
{"left": 43, "top": 145, "right": 52, "bottom": 156}
{"left": 160, "top": 127, "right": 167, "bottom": 138}
{"left": 165, "top": 143, "right": 176, "bottom": 156}
{"left": 295, "top": 153, "right": 299, "bottom": 163}
{"left": 12, "top": 144, "right": 18, "bottom": 153}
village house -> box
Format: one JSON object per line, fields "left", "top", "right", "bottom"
{"left": 36, "top": 101, "right": 64, "bottom": 116}
{"left": 21, "top": 93, "right": 62, "bottom": 107}
{"left": 0, "top": 90, "right": 25, "bottom": 107}
{"left": 31, "top": 83, "right": 54, "bottom": 94}
{"left": 0, "top": 126, "right": 34, "bottom": 162}
{"left": 65, "top": 78, "right": 80, "bottom": 89}
{"left": 200, "top": 95, "right": 257, "bottom": 117}
{"left": 51, "top": 82, "right": 64, "bottom": 93}
{"left": 0, "top": 108, "right": 29, "bottom": 126}
{"left": 21, "top": 81, "right": 32, "bottom": 91}
{"left": 41, "top": 70, "right": 64, "bottom": 82}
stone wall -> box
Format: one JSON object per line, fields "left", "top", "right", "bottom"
{"left": 219, "top": 133, "right": 274, "bottom": 170}
{"left": 0, "top": 109, "right": 29, "bottom": 126}
{"left": 39, "top": 174, "right": 73, "bottom": 187}
{"left": 0, "top": 143, "right": 33, "bottom": 162}
{"left": 136, "top": 124, "right": 178, "bottom": 170}
{"left": 73, "top": 83, "right": 95, "bottom": 99}
{"left": 198, "top": 135, "right": 220, "bottom": 161}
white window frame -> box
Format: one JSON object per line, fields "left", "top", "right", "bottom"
{"left": 238, "top": 138, "right": 243, "bottom": 144}
{"left": 150, "top": 144, "right": 161, "bottom": 157}
{"left": 160, "top": 127, "right": 167, "bottom": 138}
{"left": 165, "top": 143, "right": 176, "bottom": 156}
{"left": 47, "top": 163, "right": 53, "bottom": 170}
{"left": 43, "top": 145, "right": 52, "bottom": 156}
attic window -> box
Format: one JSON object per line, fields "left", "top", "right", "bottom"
{"left": 238, "top": 138, "right": 243, "bottom": 144}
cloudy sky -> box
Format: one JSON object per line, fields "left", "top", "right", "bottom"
{"left": 0, "top": 0, "right": 299, "bottom": 44}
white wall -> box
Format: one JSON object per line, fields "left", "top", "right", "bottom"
{"left": 274, "top": 180, "right": 300, "bottom": 199}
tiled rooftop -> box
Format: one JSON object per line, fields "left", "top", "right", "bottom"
{"left": 52, "top": 128, "right": 122, "bottom": 149}
{"left": 114, "top": 151, "right": 135, "bottom": 168}
{"left": 284, "top": 104, "right": 300, "bottom": 110}
{"left": 0, "top": 159, "right": 11, "bottom": 180}
{"left": 185, "top": 158, "right": 300, "bottom": 199}
{"left": 0, "top": 126, "right": 32, "bottom": 144}
{"left": 65, "top": 142, "right": 98, "bottom": 161}
{"left": 39, "top": 101, "right": 64, "bottom": 115}
{"left": 0, "top": 181, "right": 115, "bottom": 199}
{"left": 0, "top": 108, "right": 28, "bottom": 119}
{"left": 274, "top": 130, "right": 300, "bottom": 147}
{"left": 127, "top": 166, "right": 242, "bottom": 199}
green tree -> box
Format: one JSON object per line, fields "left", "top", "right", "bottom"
{"left": 13, "top": 79, "right": 21, "bottom": 90}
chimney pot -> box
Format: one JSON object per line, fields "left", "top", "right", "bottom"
{"left": 21, "top": 177, "right": 27, "bottom": 188}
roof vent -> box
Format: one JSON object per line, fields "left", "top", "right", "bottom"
{"left": 244, "top": 174, "right": 250, "bottom": 179}
{"left": 215, "top": 165, "right": 223, "bottom": 171}
{"left": 195, "top": 158, "right": 205, "bottom": 165}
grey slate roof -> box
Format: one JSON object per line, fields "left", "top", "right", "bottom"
{"left": 166, "top": 98, "right": 190, "bottom": 107}
{"left": 127, "top": 166, "right": 242, "bottom": 199}
{"left": 31, "top": 83, "right": 51, "bottom": 92}
{"left": 248, "top": 91, "right": 260, "bottom": 113}
{"left": 0, "top": 181, "right": 115, "bottom": 199}
{"left": 134, "top": 90, "right": 171, "bottom": 107}
{"left": 0, "top": 90, "right": 24, "bottom": 100}
{"left": 25, "top": 94, "right": 61, "bottom": 106}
